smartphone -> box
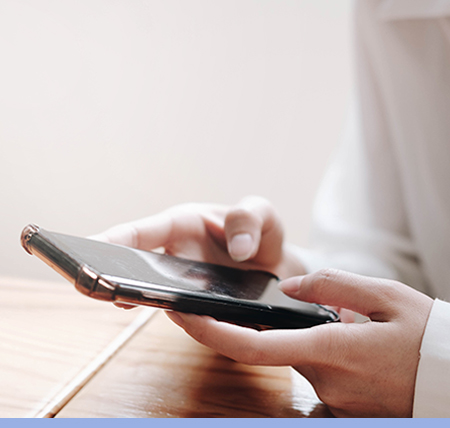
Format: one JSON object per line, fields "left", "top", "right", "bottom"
{"left": 21, "top": 224, "right": 339, "bottom": 330}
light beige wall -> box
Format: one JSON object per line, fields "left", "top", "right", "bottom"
{"left": 0, "top": 0, "right": 352, "bottom": 280}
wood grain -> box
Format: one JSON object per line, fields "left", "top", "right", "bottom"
{"left": 57, "top": 311, "right": 332, "bottom": 418}
{"left": 0, "top": 277, "right": 154, "bottom": 417}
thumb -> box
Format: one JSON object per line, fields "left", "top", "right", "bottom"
{"left": 279, "top": 269, "right": 398, "bottom": 321}
{"left": 224, "top": 196, "right": 282, "bottom": 264}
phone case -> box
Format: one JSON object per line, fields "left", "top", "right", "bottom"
{"left": 21, "top": 224, "right": 339, "bottom": 330}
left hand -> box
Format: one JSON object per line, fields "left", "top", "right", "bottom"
{"left": 166, "top": 268, "right": 433, "bottom": 417}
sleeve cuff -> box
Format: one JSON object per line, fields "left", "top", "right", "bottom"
{"left": 413, "top": 299, "right": 450, "bottom": 417}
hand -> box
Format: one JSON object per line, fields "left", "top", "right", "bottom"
{"left": 166, "top": 269, "right": 433, "bottom": 417}
{"left": 91, "top": 196, "right": 306, "bottom": 278}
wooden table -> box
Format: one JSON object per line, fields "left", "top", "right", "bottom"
{"left": 0, "top": 277, "right": 332, "bottom": 418}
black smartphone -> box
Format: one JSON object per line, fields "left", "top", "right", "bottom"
{"left": 21, "top": 224, "right": 339, "bottom": 330}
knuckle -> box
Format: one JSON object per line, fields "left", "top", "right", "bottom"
{"left": 315, "top": 268, "right": 341, "bottom": 283}
{"left": 374, "top": 279, "right": 406, "bottom": 306}
{"left": 226, "top": 207, "right": 261, "bottom": 228}
{"left": 305, "top": 268, "right": 342, "bottom": 300}
{"left": 225, "top": 196, "right": 280, "bottom": 237}
{"left": 241, "top": 195, "right": 278, "bottom": 222}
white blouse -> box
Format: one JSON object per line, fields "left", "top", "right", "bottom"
{"left": 296, "top": 0, "right": 450, "bottom": 417}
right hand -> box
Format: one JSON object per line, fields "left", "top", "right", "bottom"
{"left": 91, "top": 196, "right": 306, "bottom": 279}
{"left": 167, "top": 269, "right": 434, "bottom": 417}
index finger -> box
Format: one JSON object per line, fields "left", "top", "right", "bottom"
{"left": 165, "top": 311, "right": 339, "bottom": 367}
{"left": 89, "top": 212, "right": 174, "bottom": 251}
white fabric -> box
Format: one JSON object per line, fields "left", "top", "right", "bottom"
{"left": 414, "top": 299, "right": 450, "bottom": 417}
{"left": 297, "top": 0, "right": 450, "bottom": 417}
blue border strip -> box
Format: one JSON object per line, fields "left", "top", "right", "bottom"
{"left": 0, "top": 419, "right": 446, "bottom": 428}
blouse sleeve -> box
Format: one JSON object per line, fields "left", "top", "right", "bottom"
{"left": 292, "top": 0, "right": 430, "bottom": 295}
{"left": 413, "top": 299, "right": 450, "bottom": 417}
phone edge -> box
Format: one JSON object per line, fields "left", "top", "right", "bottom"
{"left": 20, "top": 224, "right": 116, "bottom": 301}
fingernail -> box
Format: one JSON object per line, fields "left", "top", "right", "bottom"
{"left": 228, "top": 233, "right": 254, "bottom": 262}
{"left": 279, "top": 276, "right": 304, "bottom": 293}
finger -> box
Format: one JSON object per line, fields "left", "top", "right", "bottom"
{"left": 113, "top": 302, "right": 137, "bottom": 310}
{"left": 165, "top": 311, "right": 326, "bottom": 367}
{"left": 279, "top": 269, "right": 398, "bottom": 321}
{"left": 327, "top": 306, "right": 355, "bottom": 323}
{"left": 225, "top": 196, "right": 282, "bottom": 263}
{"left": 89, "top": 212, "right": 174, "bottom": 251}
{"left": 339, "top": 308, "right": 356, "bottom": 323}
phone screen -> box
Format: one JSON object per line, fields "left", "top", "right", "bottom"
{"left": 49, "top": 232, "right": 331, "bottom": 318}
